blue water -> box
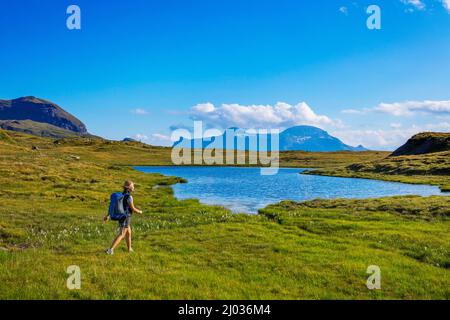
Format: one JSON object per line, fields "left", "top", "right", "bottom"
{"left": 135, "top": 166, "right": 447, "bottom": 214}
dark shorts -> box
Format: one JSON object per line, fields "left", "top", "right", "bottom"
{"left": 118, "top": 214, "right": 131, "bottom": 228}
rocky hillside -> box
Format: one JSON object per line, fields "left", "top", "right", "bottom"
{"left": 0, "top": 96, "right": 87, "bottom": 135}
{"left": 391, "top": 132, "right": 450, "bottom": 156}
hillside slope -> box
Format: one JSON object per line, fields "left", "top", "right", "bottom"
{"left": 391, "top": 132, "right": 450, "bottom": 156}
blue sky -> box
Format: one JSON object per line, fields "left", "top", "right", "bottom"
{"left": 1, "top": 0, "right": 450, "bottom": 150}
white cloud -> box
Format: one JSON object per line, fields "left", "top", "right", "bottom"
{"left": 401, "top": 0, "right": 426, "bottom": 10}
{"left": 340, "top": 100, "right": 450, "bottom": 117}
{"left": 189, "top": 102, "right": 336, "bottom": 129}
{"left": 132, "top": 133, "right": 172, "bottom": 146}
{"left": 130, "top": 108, "right": 149, "bottom": 115}
{"left": 331, "top": 122, "right": 450, "bottom": 150}
{"left": 134, "top": 134, "right": 148, "bottom": 141}
{"left": 442, "top": 0, "right": 450, "bottom": 12}
{"left": 191, "top": 103, "right": 215, "bottom": 113}
{"left": 332, "top": 129, "right": 407, "bottom": 150}
{"left": 375, "top": 100, "right": 450, "bottom": 116}
{"left": 390, "top": 123, "right": 403, "bottom": 129}
{"left": 151, "top": 133, "right": 172, "bottom": 142}
{"left": 341, "top": 108, "right": 367, "bottom": 115}
{"left": 401, "top": 0, "right": 450, "bottom": 13}
{"left": 149, "top": 133, "right": 173, "bottom": 147}
{"left": 178, "top": 99, "right": 450, "bottom": 150}
{"left": 339, "top": 6, "right": 349, "bottom": 15}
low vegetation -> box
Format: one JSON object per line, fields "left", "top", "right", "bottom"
{"left": 0, "top": 129, "right": 448, "bottom": 299}
{"left": 306, "top": 151, "right": 450, "bottom": 192}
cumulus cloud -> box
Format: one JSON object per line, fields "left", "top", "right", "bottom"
{"left": 130, "top": 108, "right": 149, "bottom": 115}
{"left": 189, "top": 102, "right": 336, "bottom": 129}
{"left": 331, "top": 122, "right": 450, "bottom": 150}
{"left": 375, "top": 100, "right": 450, "bottom": 116}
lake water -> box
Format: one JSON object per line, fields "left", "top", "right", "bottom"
{"left": 135, "top": 166, "right": 446, "bottom": 213}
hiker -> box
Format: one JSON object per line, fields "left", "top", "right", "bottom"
{"left": 104, "top": 180, "right": 143, "bottom": 255}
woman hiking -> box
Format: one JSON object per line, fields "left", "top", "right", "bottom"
{"left": 104, "top": 180, "right": 143, "bottom": 255}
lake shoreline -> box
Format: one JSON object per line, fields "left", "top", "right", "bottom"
{"left": 135, "top": 165, "right": 447, "bottom": 214}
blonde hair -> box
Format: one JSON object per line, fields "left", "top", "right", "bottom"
{"left": 123, "top": 180, "right": 134, "bottom": 193}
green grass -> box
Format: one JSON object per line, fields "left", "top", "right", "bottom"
{"left": 0, "top": 130, "right": 449, "bottom": 299}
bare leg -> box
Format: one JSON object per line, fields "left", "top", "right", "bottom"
{"left": 125, "top": 227, "right": 132, "bottom": 251}
{"left": 110, "top": 228, "right": 126, "bottom": 250}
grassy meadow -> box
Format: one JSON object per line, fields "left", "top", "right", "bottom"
{"left": 0, "top": 129, "right": 449, "bottom": 299}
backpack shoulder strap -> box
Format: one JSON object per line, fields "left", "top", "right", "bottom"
{"left": 122, "top": 193, "right": 131, "bottom": 212}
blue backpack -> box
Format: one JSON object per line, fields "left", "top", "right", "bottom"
{"left": 108, "top": 192, "right": 129, "bottom": 221}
